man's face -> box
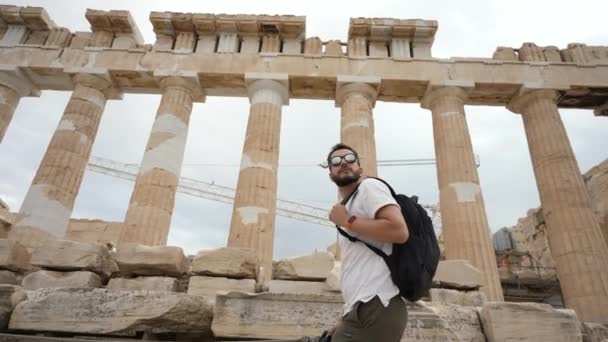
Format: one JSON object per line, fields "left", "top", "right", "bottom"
{"left": 329, "top": 148, "right": 362, "bottom": 187}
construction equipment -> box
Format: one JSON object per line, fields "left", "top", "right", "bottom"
{"left": 86, "top": 156, "right": 442, "bottom": 230}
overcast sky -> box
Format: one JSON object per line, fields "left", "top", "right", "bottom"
{"left": 1, "top": 0, "right": 607, "bottom": 259}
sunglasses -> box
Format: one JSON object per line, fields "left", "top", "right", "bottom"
{"left": 329, "top": 153, "right": 357, "bottom": 167}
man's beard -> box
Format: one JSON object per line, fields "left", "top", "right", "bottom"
{"left": 331, "top": 170, "right": 361, "bottom": 187}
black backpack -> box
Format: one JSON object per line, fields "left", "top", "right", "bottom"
{"left": 336, "top": 177, "right": 440, "bottom": 302}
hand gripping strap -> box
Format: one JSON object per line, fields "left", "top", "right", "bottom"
{"left": 335, "top": 178, "right": 390, "bottom": 259}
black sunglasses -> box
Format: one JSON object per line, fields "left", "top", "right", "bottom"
{"left": 329, "top": 153, "right": 357, "bottom": 167}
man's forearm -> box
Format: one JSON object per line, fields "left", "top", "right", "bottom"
{"left": 347, "top": 217, "right": 408, "bottom": 243}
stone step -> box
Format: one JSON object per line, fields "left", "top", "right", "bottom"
{"left": 0, "top": 333, "right": 308, "bottom": 342}
{"left": 0, "top": 333, "right": 137, "bottom": 341}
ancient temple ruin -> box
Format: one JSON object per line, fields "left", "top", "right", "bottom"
{"left": 0, "top": 4, "right": 607, "bottom": 341}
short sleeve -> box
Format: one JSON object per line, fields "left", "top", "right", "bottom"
{"left": 358, "top": 179, "right": 398, "bottom": 219}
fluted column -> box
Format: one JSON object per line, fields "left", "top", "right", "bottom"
{"left": 10, "top": 73, "right": 118, "bottom": 250}
{"left": 0, "top": 85, "right": 19, "bottom": 142}
{"left": 508, "top": 89, "right": 608, "bottom": 323}
{"left": 228, "top": 74, "right": 289, "bottom": 282}
{"left": 119, "top": 77, "right": 204, "bottom": 246}
{"left": 0, "top": 66, "right": 39, "bottom": 143}
{"left": 422, "top": 87, "right": 504, "bottom": 302}
{"left": 335, "top": 79, "right": 379, "bottom": 177}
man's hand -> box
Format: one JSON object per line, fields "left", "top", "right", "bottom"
{"left": 329, "top": 203, "right": 349, "bottom": 227}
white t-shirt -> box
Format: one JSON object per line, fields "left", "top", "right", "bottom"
{"left": 339, "top": 178, "right": 400, "bottom": 316}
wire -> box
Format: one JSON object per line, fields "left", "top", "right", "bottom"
{"left": 181, "top": 158, "right": 440, "bottom": 168}
{"left": 182, "top": 163, "right": 323, "bottom": 167}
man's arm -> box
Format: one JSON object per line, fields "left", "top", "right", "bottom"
{"left": 329, "top": 203, "right": 409, "bottom": 243}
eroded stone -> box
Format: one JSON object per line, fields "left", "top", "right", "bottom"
{"left": 0, "top": 285, "right": 27, "bottom": 330}
{"left": 107, "top": 276, "right": 178, "bottom": 292}
{"left": 0, "top": 239, "right": 31, "bottom": 272}
{"left": 429, "top": 288, "right": 486, "bottom": 307}
{"left": 21, "top": 270, "right": 102, "bottom": 290}
{"left": 30, "top": 240, "right": 115, "bottom": 278}
{"left": 433, "top": 260, "right": 482, "bottom": 290}
{"left": 211, "top": 292, "right": 342, "bottom": 340}
{"left": 0, "top": 271, "right": 18, "bottom": 285}
{"left": 273, "top": 251, "right": 334, "bottom": 281}
{"left": 9, "top": 288, "right": 213, "bottom": 336}
{"left": 581, "top": 322, "right": 608, "bottom": 342}
{"left": 115, "top": 244, "right": 189, "bottom": 277}
{"left": 190, "top": 247, "right": 256, "bottom": 279}
{"left": 187, "top": 276, "right": 255, "bottom": 302}
{"left": 480, "top": 302, "right": 582, "bottom": 342}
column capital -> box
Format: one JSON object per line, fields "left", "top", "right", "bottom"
{"left": 335, "top": 75, "right": 380, "bottom": 108}
{"left": 71, "top": 72, "right": 122, "bottom": 99}
{"left": 421, "top": 86, "right": 468, "bottom": 110}
{"left": 159, "top": 76, "right": 206, "bottom": 103}
{"left": 507, "top": 89, "right": 559, "bottom": 114}
{"left": 245, "top": 73, "right": 289, "bottom": 106}
{"left": 0, "top": 65, "right": 40, "bottom": 97}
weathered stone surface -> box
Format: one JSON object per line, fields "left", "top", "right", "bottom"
{"left": 273, "top": 251, "right": 334, "bottom": 281}
{"left": 107, "top": 277, "right": 178, "bottom": 292}
{"left": 213, "top": 292, "right": 485, "bottom": 341}
{"left": 480, "top": 302, "right": 582, "bottom": 342}
{"left": 0, "top": 285, "right": 27, "bottom": 330}
{"left": 0, "top": 334, "right": 130, "bottom": 341}
{"left": 584, "top": 159, "right": 608, "bottom": 248}
{"left": 0, "top": 271, "right": 18, "bottom": 285}
{"left": 115, "top": 244, "right": 189, "bottom": 277}
{"left": 21, "top": 271, "right": 102, "bottom": 290}
{"left": 509, "top": 208, "right": 556, "bottom": 279}
{"left": 9, "top": 288, "right": 213, "bottom": 336}
{"left": 212, "top": 292, "right": 343, "bottom": 339}
{"left": 581, "top": 322, "right": 608, "bottom": 342}
{"left": 0, "top": 240, "right": 30, "bottom": 272}
{"left": 429, "top": 288, "right": 486, "bottom": 307}
{"left": 190, "top": 247, "right": 256, "bottom": 279}
{"left": 325, "top": 261, "right": 341, "bottom": 292}
{"left": 65, "top": 219, "right": 123, "bottom": 246}
{"left": 422, "top": 85, "right": 503, "bottom": 302}
{"left": 187, "top": 276, "right": 255, "bottom": 302}
{"left": 433, "top": 260, "right": 482, "bottom": 290}
{"left": 430, "top": 304, "right": 486, "bottom": 342}
{"left": 30, "top": 240, "right": 115, "bottom": 278}
{"left": 269, "top": 280, "right": 330, "bottom": 294}
{"left": 401, "top": 302, "right": 485, "bottom": 341}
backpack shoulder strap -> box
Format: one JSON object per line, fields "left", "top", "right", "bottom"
{"left": 335, "top": 178, "right": 389, "bottom": 259}
{"left": 336, "top": 227, "right": 389, "bottom": 259}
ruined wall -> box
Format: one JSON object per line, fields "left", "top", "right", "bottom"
{"left": 584, "top": 159, "right": 608, "bottom": 246}
{"left": 0, "top": 200, "right": 13, "bottom": 239}
{"left": 0, "top": 208, "right": 123, "bottom": 245}
{"left": 64, "top": 219, "right": 123, "bottom": 245}
{"left": 506, "top": 158, "right": 608, "bottom": 275}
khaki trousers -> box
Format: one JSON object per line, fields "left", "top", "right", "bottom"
{"left": 332, "top": 295, "right": 408, "bottom": 342}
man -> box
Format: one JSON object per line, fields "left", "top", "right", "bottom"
{"left": 326, "top": 143, "right": 409, "bottom": 342}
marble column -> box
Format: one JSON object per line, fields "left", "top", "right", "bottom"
{"left": 508, "top": 89, "right": 608, "bottom": 323}
{"left": 0, "top": 66, "right": 39, "bottom": 143}
{"left": 10, "top": 73, "right": 118, "bottom": 250}
{"left": 335, "top": 79, "right": 379, "bottom": 177}
{"left": 119, "top": 77, "right": 204, "bottom": 246}
{"left": 0, "top": 85, "right": 19, "bottom": 143}
{"left": 422, "top": 86, "right": 504, "bottom": 302}
{"left": 227, "top": 74, "right": 289, "bottom": 282}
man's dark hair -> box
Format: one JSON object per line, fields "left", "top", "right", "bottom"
{"left": 327, "top": 143, "right": 360, "bottom": 165}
